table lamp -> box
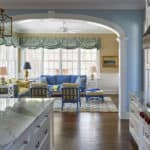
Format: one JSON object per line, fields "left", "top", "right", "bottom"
{"left": 90, "top": 66, "right": 97, "bottom": 80}
{"left": 0, "top": 67, "right": 7, "bottom": 84}
{"left": 23, "top": 62, "right": 31, "bottom": 81}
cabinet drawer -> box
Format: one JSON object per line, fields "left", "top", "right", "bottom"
{"left": 143, "top": 136, "right": 150, "bottom": 150}
{"left": 144, "top": 124, "right": 150, "bottom": 144}
{"left": 11, "top": 130, "right": 31, "bottom": 150}
{"left": 31, "top": 115, "right": 49, "bottom": 150}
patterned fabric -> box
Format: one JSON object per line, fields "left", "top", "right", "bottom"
{"left": 62, "top": 88, "right": 79, "bottom": 100}
{"left": 61, "top": 86, "right": 81, "bottom": 111}
{"left": 62, "top": 83, "right": 79, "bottom": 88}
{"left": 54, "top": 97, "right": 118, "bottom": 112}
{"left": 30, "top": 83, "right": 48, "bottom": 98}
{"left": 19, "top": 36, "right": 101, "bottom": 49}
{"left": 86, "top": 90, "right": 104, "bottom": 96}
{"left": 0, "top": 84, "right": 17, "bottom": 97}
{"left": 0, "top": 88, "right": 8, "bottom": 94}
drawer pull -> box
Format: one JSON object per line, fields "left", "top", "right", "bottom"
{"left": 35, "top": 141, "right": 40, "bottom": 148}
{"left": 44, "top": 114, "right": 48, "bottom": 117}
{"left": 36, "top": 125, "right": 40, "bottom": 128}
{"left": 145, "top": 132, "right": 150, "bottom": 139}
{"left": 44, "top": 128, "right": 48, "bottom": 134}
{"left": 23, "top": 140, "right": 28, "bottom": 144}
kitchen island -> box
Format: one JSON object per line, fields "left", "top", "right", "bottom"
{"left": 0, "top": 98, "right": 55, "bottom": 150}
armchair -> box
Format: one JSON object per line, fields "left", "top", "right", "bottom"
{"left": 30, "top": 83, "right": 48, "bottom": 98}
{"left": 61, "top": 83, "right": 81, "bottom": 112}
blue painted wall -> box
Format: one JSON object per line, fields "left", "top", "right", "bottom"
{"left": 8, "top": 9, "right": 144, "bottom": 111}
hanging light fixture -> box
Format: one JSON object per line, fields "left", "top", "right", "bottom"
{"left": 0, "top": 8, "right": 12, "bottom": 38}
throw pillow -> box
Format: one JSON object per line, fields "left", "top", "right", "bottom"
{"left": 39, "top": 76, "right": 48, "bottom": 84}
{"left": 75, "top": 76, "right": 81, "bottom": 84}
{"left": 52, "top": 85, "right": 59, "bottom": 91}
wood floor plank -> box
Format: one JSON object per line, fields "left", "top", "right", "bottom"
{"left": 54, "top": 112, "right": 138, "bottom": 150}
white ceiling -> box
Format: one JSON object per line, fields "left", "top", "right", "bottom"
{"left": 13, "top": 19, "right": 114, "bottom": 34}
{"left": 0, "top": 0, "right": 145, "bottom": 10}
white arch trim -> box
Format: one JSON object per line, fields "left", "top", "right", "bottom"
{"left": 13, "top": 12, "right": 128, "bottom": 119}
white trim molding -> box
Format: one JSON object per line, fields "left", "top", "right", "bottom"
{"left": 13, "top": 12, "right": 128, "bottom": 119}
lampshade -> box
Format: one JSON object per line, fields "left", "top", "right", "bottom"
{"left": 23, "top": 62, "right": 31, "bottom": 69}
{"left": 0, "top": 67, "right": 7, "bottom": 75}
{"left": 90, "top": 66, "right": 97, "bottom": 73}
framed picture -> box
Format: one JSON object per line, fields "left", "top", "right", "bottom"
{"left": 102, "top": 56, "right": 118, "bottom": 68}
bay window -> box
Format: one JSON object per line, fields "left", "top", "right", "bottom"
{"left": 24, "top": 48, "right": 98, "bottom": 78}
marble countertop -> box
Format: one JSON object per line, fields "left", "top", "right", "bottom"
{"left": 0, "top": 98, "right": 55, "bottom": 148}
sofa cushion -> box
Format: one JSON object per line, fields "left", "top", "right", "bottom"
{"left": 19, "top": 87, "right": 29, "bottom": 95}
{"left": 48, "top": 84, "right": 62, "bottom": 92}
{"left": 41, "top": 75, "right": 56, "bottom": 85}
{"left": 56, "top": 75, "right": 71, "bottom": 84}
{"left": 16, "top": 80, "right": 30, "bottom": 88}
{"left": 70, "top": 75, "right": 78, "bottom": 83}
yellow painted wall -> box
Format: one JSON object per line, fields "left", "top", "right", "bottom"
{"left": 100, "top": 34, "right": 118, "bottom": 72}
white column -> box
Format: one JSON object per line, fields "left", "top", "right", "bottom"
{"left": 117, "top": 36, "right": 128, "bottom": 119}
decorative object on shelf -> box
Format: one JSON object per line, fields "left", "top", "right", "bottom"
{"left": 0, "top": 66, "right": 7, "bottom": 84}
{"left": 23, "top": 62, "right": 31, "bottom": 81}
{"left": 0, "top": 8, "right": 12, "bottom": 38}
{"left": 102, "top": 56, "right": 118, "bottom": 68}
{"left": 90, "top": 66, "right": 97, "bottom": 80}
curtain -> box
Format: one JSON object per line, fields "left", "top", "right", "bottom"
{"left": 0, "top": 35, "right": 101, "bottom": 49}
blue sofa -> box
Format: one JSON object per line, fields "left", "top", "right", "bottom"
{"left": 40, "top": 75, "right": 87, "bottom": 96}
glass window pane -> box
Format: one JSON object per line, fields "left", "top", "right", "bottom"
{"left": 0, "top": 45, "right": 17, "bottom": 78}
{"left": 43, "top": 49, "right": 60, "bottom": 75}
{"left": 62, "top": 49, "right": 78, "bottom": 75}
{"left": 25, "top": 48, "right": 42, "bottom": 78}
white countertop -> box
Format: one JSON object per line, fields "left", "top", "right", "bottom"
{"left": 0, "top": 98, "right": 55, "bottom": 148}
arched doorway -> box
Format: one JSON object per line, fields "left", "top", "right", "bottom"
{"left": 13, "top": 12, "right": 127, "bottom": 119}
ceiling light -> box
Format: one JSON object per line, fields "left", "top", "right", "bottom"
{"left": 0, "top": 8, "right": 12, "bottom": 38}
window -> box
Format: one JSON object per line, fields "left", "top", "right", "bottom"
{"left": 80, "top": 48, "right": 97, "bottom": 77}
{"left": 25, "top": 48, "right": 42, "bottom": 78}
{"left": 62, "top": 49, "right": 78, "bottom": 75}
{"left": 0, "top": 45, "right": 17, "bottom": 78}
{"left": 24, "top": 48, "right": 98, "bottom": 78}
{"left": 43, "top": 49, "right": 60, "bottom": 75}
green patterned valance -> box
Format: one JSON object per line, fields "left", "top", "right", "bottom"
{"left": 0, "top": 36, "right": 20, "bottom": 47}
{"left": 0, "top": 35, "right": 101, "bottom": 49}
{"left": 20, "top": 37, "right": 100, "bottom": 49}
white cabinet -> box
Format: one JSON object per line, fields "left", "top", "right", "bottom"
{"left": 144, "top": 48, "right": 150, "bottom": 104}
{"left": 9, "top": 108, "right": 51, "bottom": 150}
{"left": 129, "top": 94, "right": 150, "bottom": 150}
{"left": 3, "top": 101, "right": 54, "bottom": 150}
{"left": 129, "top": 95, "right": 141, "bottom": 145}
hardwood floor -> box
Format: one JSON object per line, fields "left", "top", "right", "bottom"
{"left": 54, "top": 94, "right": 138, "bottom": 150}
{"left": 54, "top": 112, "right": 138, "bottom": 150}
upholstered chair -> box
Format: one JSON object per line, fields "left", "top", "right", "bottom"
{"left": 61, "top": 83, "right": 81, "bottom": 111}
{"left": 30, "top": 83, "right": 48, "bottom": 98}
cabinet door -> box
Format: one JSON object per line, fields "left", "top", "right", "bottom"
{"left": 144, "top": 49, "right": 150, "bottom": 104}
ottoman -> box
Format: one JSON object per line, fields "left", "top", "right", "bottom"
{"left": 86, "top": 88, "right": 104, "bottom": 102}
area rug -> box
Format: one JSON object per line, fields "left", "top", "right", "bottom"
{"left": 53, "top": 97, "right": 118, "bottom": 112}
